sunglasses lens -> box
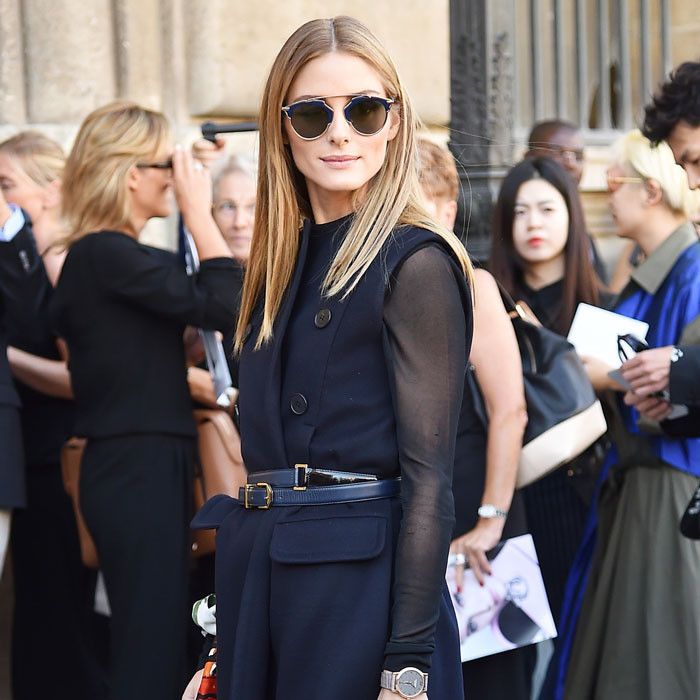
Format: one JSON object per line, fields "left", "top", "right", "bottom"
{"left": 289, "top": 102, "right": 330, "bottom": 139}
{"left": 346, "top": 97, "right": 389, "bottom": 135}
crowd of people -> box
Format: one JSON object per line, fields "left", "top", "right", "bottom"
{"left": 1, "top": 14, "right": 700, "bottom": 700}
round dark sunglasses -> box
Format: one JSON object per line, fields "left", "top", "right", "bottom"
{"left": 281, "top": 94, "right": 395, "bottom": 140}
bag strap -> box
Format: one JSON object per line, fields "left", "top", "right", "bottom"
{"left": 491, "top": 278, "right": 534, "bottom": 323}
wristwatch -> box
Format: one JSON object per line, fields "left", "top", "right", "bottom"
{"left": 478, "top": 503, "right": 508, "bottom": 519}
{"left": 380, "top": 667, "right": 428, "bottom": 698}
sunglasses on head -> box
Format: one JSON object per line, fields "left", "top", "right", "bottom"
{"left": 281, "top": 94, "right": 395, "bottom": 140}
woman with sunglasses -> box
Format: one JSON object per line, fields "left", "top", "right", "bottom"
{"left": 559, "top": 130, "right": 700, "bottom": 700}
{"left": 185, "top": 16, "right": 473, "bottom": 700}
{"left": 49, "top": 102, "right": 239, "bottom": 700}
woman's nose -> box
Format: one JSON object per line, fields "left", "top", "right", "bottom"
{"left": 326, "top": 106, "right": 351, "bottom": 145}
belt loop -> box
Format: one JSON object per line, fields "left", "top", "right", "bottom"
{"left": 293, "top": 463, "right": 309, "bottom": 490}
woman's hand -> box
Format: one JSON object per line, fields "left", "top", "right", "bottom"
{"left": 623, "top": 391, "right": 673, "bottom": 421}
{"left": 173, "top": 145, "right": 214, "bottom": 224}
{"left": 192, "top": 137, "right": 227, "bottom": 169}
{"left": 182, "top": 669, "right": 204, "bottom": 700}
{"left": 619, "top": 346, "right": 673, "bottom": 396}
{"left": 450, "top": 517, "right": 503, "bottom": 587}
{"left": 581, "top": 355, "right": 621, "bottom": 392}
{"left": 377, "top": 690, "right": 427, "bottom": 700}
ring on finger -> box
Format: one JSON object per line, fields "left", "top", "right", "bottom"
{"left": 193, "top": 161, "right": 204, "bottom": 171}
{"left": 449, "top": 553, "right": 467, "bottom": 567}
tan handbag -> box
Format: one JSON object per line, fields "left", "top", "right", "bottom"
{"left": 191, "top": 408, "right": 247, "bottom": 557}
{"left": 60, "top": 437, "right": 99, "bottom": 569}
{"left": 61, "top": 410, "right": 247, "bottom": 567}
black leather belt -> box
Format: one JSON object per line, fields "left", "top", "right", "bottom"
{"left": 250, "top": 464, "right": 378, "bottom": 489}
{"left": 239, "top": 469, "right": 400, "bottom": 509}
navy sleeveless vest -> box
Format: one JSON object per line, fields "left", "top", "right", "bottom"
{"left": 238, "top": 220, "right": 465, "bottom": 477}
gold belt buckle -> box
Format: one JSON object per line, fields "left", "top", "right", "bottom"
{"left": 244, "top": 482, "right": 273, "bottom": 509}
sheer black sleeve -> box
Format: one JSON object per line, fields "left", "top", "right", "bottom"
{"left": 382, "top": 244, "right": 472, "bottom": 672}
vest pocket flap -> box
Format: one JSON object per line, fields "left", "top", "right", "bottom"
{"left": 270, "top": 515, "right": 386, "bottom": 564}
{"left": 191, "top": 494, "right": 239, "bottom": 530}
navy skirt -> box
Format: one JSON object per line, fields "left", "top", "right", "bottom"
{"left": 195, "top": 494, "right": 463, "bottom": 700}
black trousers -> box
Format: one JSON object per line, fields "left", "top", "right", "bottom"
{"left": 81, "top": 434, "right": 194, "bottom": 700}
{"left": 0, "top": 404, "right": 24, "bottom": 509}
{"left": 11, "top": 464, "right": 108, "bottom": 700}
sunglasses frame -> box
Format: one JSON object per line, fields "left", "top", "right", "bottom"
{"left": 607, "top": 174, "right": 644, "bottom": 192}
{"left": 281, "top": 94, "right": 395, "bottom": 141}
{"left": 136, "top": 159, "right": 173, "bottom": 170}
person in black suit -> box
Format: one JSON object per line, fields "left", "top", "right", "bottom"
{"left": 0, "top": 130, "right": 108, "bottom": 699}
{"left": 0, "top": 302, "right": 23, "bottom": 576}
{"left": 620, "top": 61, "right": 700, "bottom": 436}
{"left": 49, "top": 102, "right": 239, "bottom": 700}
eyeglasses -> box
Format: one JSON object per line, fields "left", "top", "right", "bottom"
{"left": 136, "top": 159, "right": 173, "bottom": 170}
{"left": 617, "top": 333, "right": 649, "bottom": 364}
{"left": 549, "top": 145, "right": 585, "bottom": 163}
{"left": 281, "top": 94, "right": 395, "bottom": 140}
{"left": 607, "top": 173, "right": 644, "bottom": 192}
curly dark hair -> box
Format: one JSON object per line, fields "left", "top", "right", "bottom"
{"left": 642, "top": 61, "right": 700, "bottom": 145}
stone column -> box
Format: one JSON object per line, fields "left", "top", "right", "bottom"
{"left": 449, "top": 0, "right": 516, "bottom": 260}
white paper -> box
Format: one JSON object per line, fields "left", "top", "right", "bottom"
{"left": 567, "top": 303, "right": 649, "bottom": 369}
{"left": 446, "top": 534, "right": 557, "bottom": 662}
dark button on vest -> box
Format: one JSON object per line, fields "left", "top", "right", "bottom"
{"left": 314, "top": 309, "right": 332, "bottom": 328}
{"left": 290, "top": 393, "right": 308, "bottom": 415}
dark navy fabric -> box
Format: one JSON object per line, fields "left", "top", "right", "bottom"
{"left": 239, "top": 219, "right": 464, "bottom": 477}
{"left": 208, "top": 219, "right": 469, "bottom": 698}
{"left": 201, "top": 494, "right": 462, "bottom": 700}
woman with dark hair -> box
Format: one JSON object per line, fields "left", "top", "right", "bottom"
{"left": 489, "top": 157, "right": 606, "bottom": 631}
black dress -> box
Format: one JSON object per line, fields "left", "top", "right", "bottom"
{"left": 453, "top": 372, "right": 535, "bottom": 699}
{"left": 0, "top": 222, "right": 108, "bottom": 700}
{"left": 516, "top": 280, "right": 590, "bottom": 624}
{"left": 195, "top": 217, "right": 472, "bottom": 699}
{"left": 50, "top": 230, "right": 238, "bottom": 700}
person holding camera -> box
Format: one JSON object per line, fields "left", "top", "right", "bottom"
{"left": 49, "top": 101, "right": 239, "bottom": 700}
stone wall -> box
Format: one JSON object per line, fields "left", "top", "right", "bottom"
{"left": 0, "top": 0, "right": 449, "bottom": 141}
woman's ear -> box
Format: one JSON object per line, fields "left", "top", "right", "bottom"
{"left": 126, "top": 165, "right": 140, "bottom": 192}
{"left": 644, "top": 178, "right": 664, "bottom": 207}
{"left": 386, "top": 107, "right": 400, "bottom": 142}
{"left": 42, "top": 178, "right": 62, "bottom": 210}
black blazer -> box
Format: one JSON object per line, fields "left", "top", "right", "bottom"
{"left": 50, "top": 231, "right": 239, "bottom": 439}
{"left": 0, "top": 222, "right": 76, "bottom": 467}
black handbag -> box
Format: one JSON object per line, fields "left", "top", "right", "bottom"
{"left": 465, "top": 285, "right": 607, "bottom": 488}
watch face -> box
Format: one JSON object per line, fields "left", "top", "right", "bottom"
{"left": 479, "top": 505, "right": 496, "bottom": 517}
{"left": 396, "top": 668, "right": 424, "bottom": 698}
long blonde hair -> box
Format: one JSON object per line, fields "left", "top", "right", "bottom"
{"left": 60, "top": 101, "right": 170, "bottom": 247}
{"left": 0, "top": 131, "right": 65, "bottom": 187}
{"left": 237, "top": 16, "right": 472, "bottom": 350}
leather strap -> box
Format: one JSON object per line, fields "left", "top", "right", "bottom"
{"left": 250, "top": 466, "right": 378, "bottom": 488}
{"left": 238, "top": 478, "right": 401, "bottom": 509}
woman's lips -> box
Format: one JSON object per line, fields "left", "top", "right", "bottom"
{"left": 321, "top": 155, "right": 360, "bottom": 169}
{"left": 527, "top": 237, "right": 545, "bottom": 247}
